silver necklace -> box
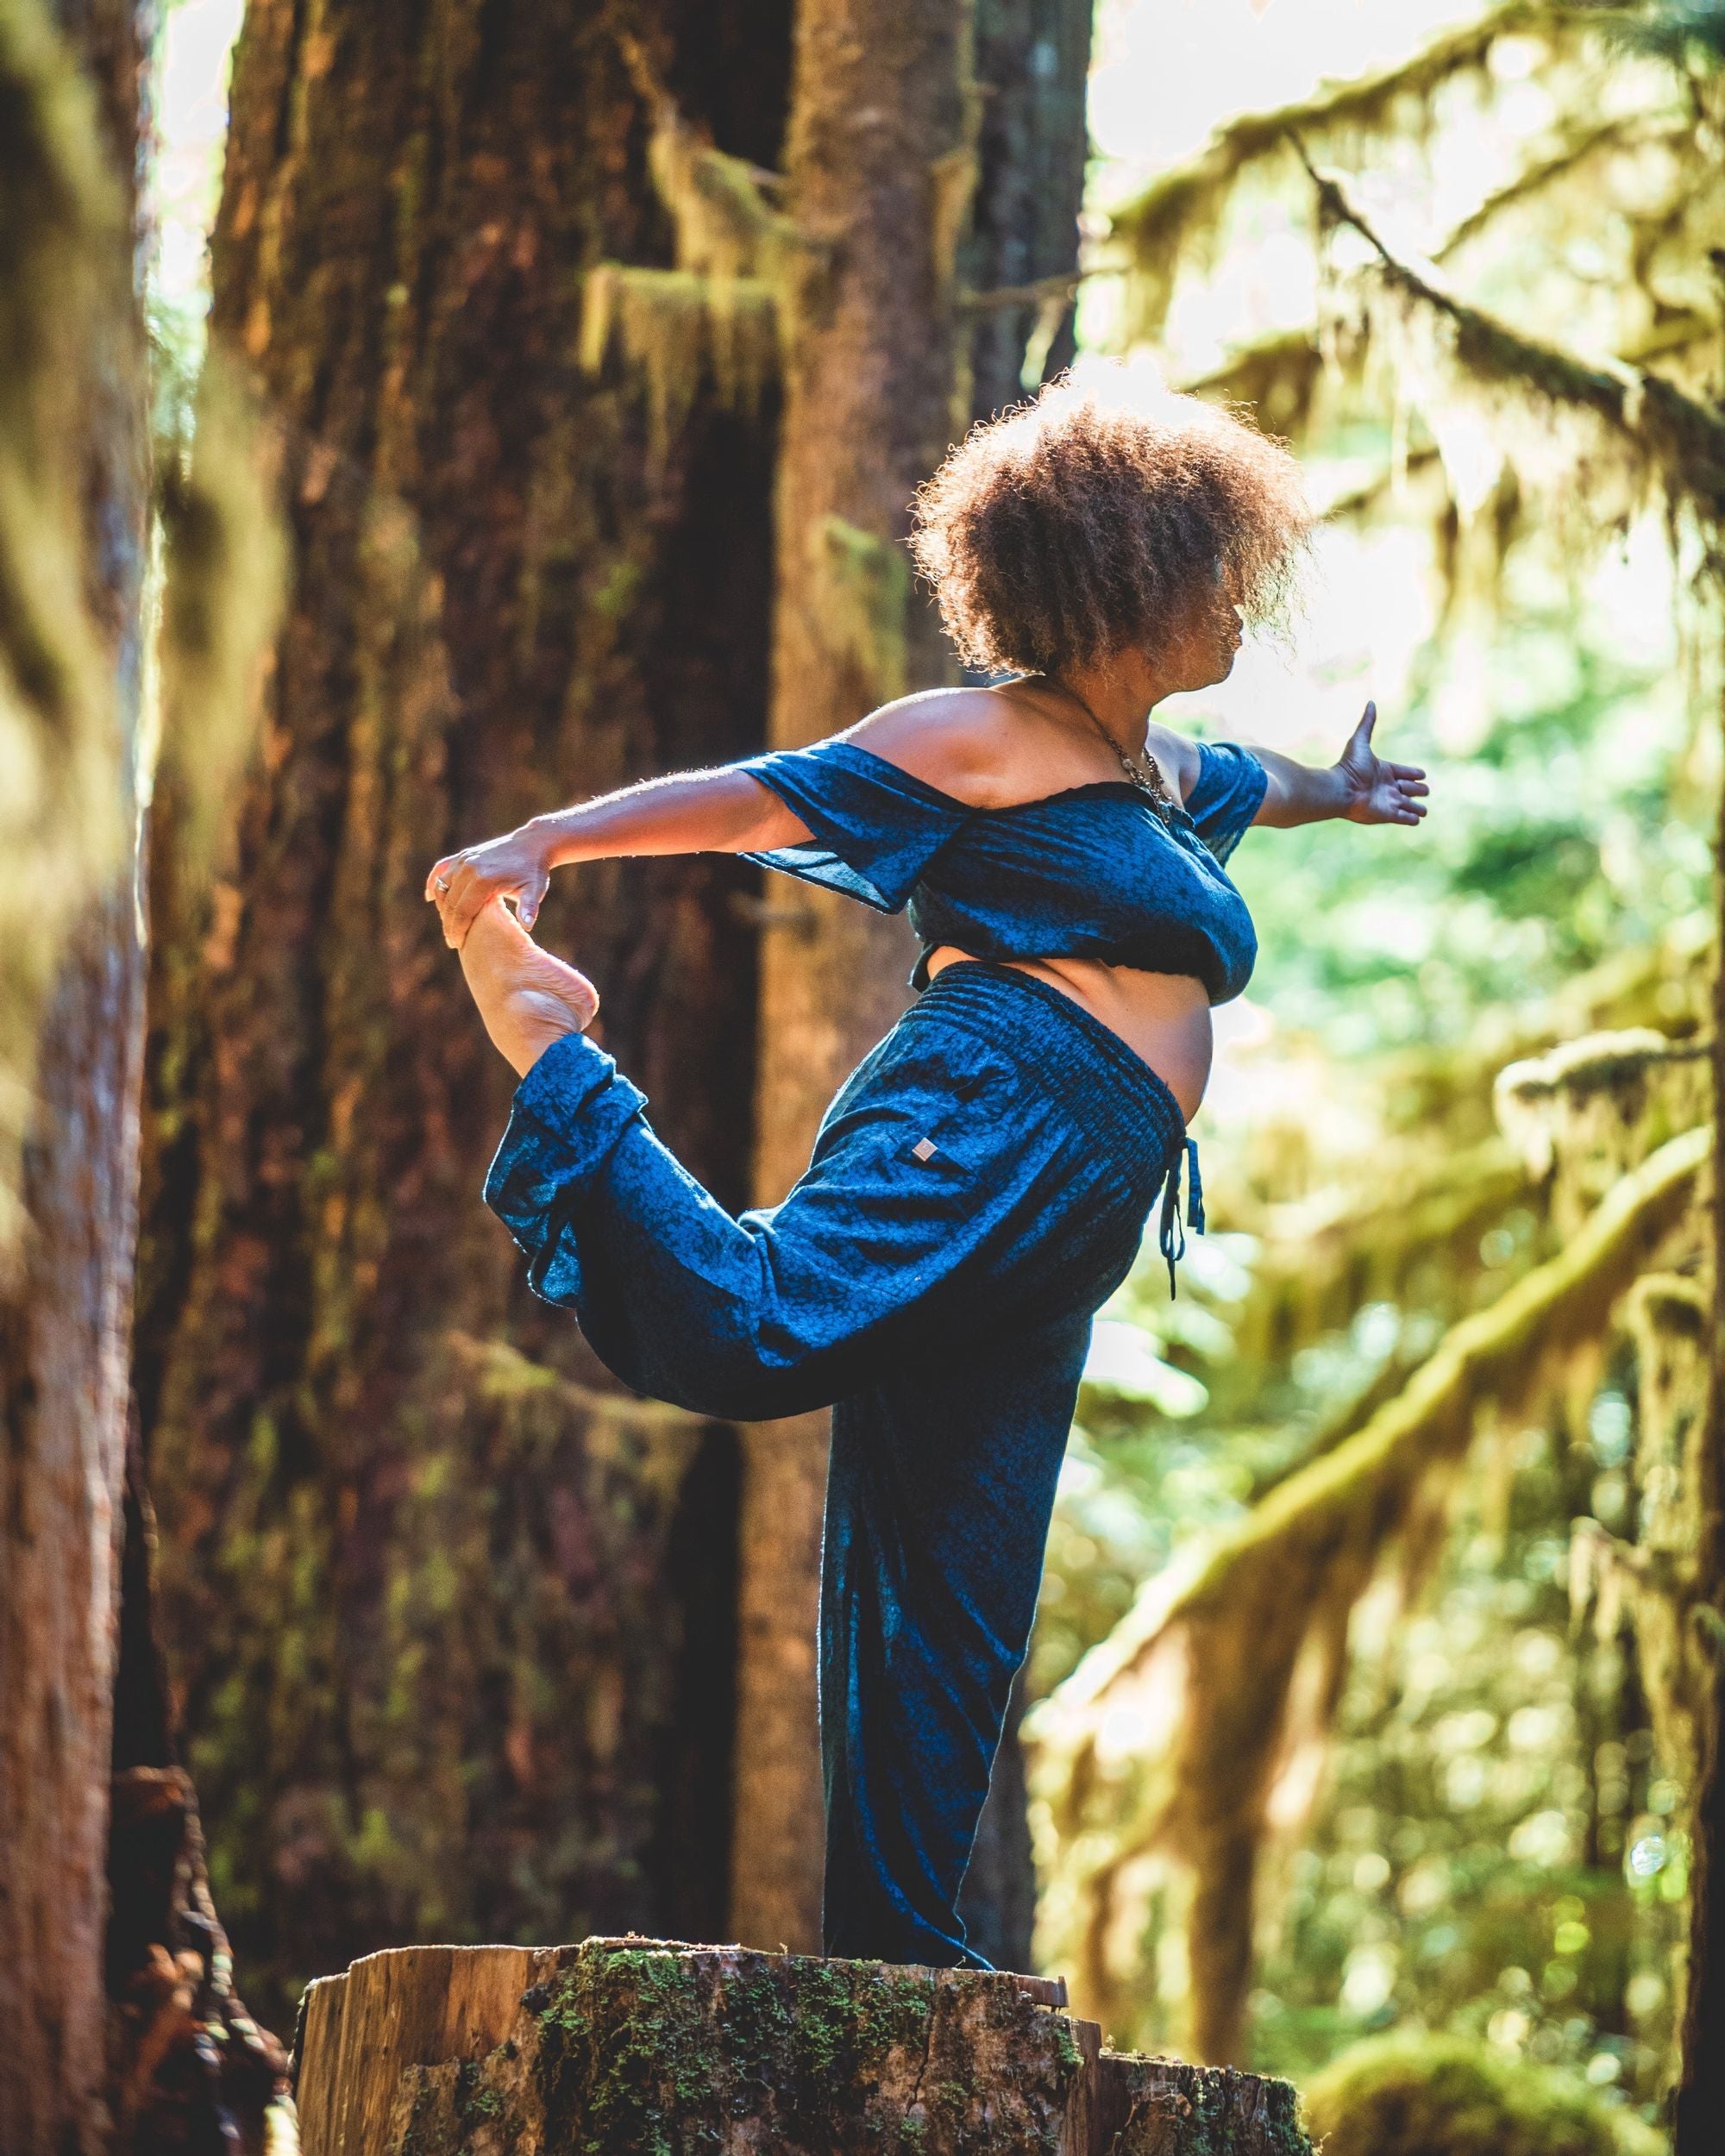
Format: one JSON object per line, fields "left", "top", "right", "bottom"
{"left": 1051, "top": 680, "right": 1177, "bottom": 818}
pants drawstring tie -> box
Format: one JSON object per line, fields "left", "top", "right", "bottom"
{"left": 1157, "top": 1135, "right": 1205, "bottom": 1299}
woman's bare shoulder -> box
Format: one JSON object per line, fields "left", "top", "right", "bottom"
{"left": 839, "top": 693, "right": 1209, "bottom": 812}
{"left": 842, "top": 686, "right": 1076, "bottom": 810}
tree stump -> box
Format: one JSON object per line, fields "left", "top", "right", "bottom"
{"left": 292, "top": 1938, "right": 1312, "bottom": 2156}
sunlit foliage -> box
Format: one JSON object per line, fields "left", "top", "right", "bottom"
{"left": 1024, "top": 3, "right": 1724, "bottom": 2140}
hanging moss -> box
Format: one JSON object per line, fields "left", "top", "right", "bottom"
{"left": 580, "top": 264, "right": 780, "bottom": 459}
{"left": 443, "top": 1328, "right": 707, "bottom": 1500}
{"left": 1624, "top": 1269, "right": 1710, "bottom": 1567}
{"left": 808, "top": 515, "right": 911, "bottom": 705}
{"left": 1183, "top": 331, "right": 1332, "bottom": 445}
{"left": 1306, "top": 159, "right": 1725, "bottom": 530}
{"left": 1563, "top": 1256, "right": 1716, "bottom": 2062}
{"left": 1212, "top": 928, "right": 1715, "bottom": 1382}
{"left": 1106, "top": 2, "right": 1585, "bottom": 344}
{"left": 0, "top": 0, "right": 129, "bottom": 1258}
{"left": 1226, "top": 1135, "right": 1532, "bottom": 1374}
{"left": 152, "top": 352, "right": 288, "bottom": 879}
{"left": 581, "top": 48, "right": 823, "bottom": 461}
{"left": 1495, "top": 1027, "right": 1714, "bottom": 1232}
{"left": 1029, "top": 1119, "right": 1710, "bottom": 2061}
{"left": 1103, "top": 0, "right": 1724, "bottom": 628}
{"left": 931, "top": 143, "right": 981, "bottom": 291}
{"left": 1435, "top": 112, "right": 1648, "bottom": 263}
{"left": 642, "top": 96, "right": 807, "bottom": 291}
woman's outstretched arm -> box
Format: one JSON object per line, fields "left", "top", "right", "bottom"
{"left": 425, "top": 686, "right": 988, "bottom": 946}
{"left": 425, "top": 766, "right": 812, "bottom": 948}
{"left": 1251, "top": 700, "right": 1428, "bottom": 830}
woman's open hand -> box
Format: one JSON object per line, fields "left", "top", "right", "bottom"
{"left": 1337, "top": 702, "right": 1427, "bottom": 827}
{"left": 425, "top": 822, "right": 553, "bottom": 948}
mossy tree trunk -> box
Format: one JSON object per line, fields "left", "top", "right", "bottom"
{"left": 731, "top": 0, "right": 1095, "bottom": 1967}
{"left": 135, "top": 0, "right": 793, "bottom": 2034}
{"left": 1678, "top": 1645, "right": 1725, "bottom": 2150}
{"left": 0, "top": 1, "right": 148, "bottom": 2148}
{"left": 1675, "top": 782, "right": 1725, "bottom": 2149}
{"left": 962, "top": 0, "right": 1093, "bottom": 423}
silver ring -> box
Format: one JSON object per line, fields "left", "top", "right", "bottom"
{"left": 434, "top": 875, "right": 451, "bottom": 893}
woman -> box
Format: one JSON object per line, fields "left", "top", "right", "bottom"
{"left": 425, "top": 373, "right": 1427, "bottom": 1973}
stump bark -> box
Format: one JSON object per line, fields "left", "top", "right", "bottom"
{"left": 292, "top": 1939, "right": 1312, "bottom": 2156}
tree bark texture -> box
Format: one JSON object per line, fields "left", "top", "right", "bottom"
{"left": 963, "top": 0, "right": 1094, "bottom": 422}
{"left": 291, "top": 1940, "right": 1314, "bottom": 2156}
{"left": 135, "top": 0, "right": 792, "bottom": 2033}
{"left": 730, "top": 0, "right": 980, "bottom": 1957}
{"left": 107, "top": 1417, "right": 298, "bottom": 2152}
{"left": 1675, "top": 1646, "right": 1725, "bottom": 2153}
{"left": 0, "top": 1, "right": 149, "bottom": 2148}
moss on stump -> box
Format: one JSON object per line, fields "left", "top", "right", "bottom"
{"left": 1096, "top": 2053, "right": 1312, "bottom": 2156}
{"left": 294, "top": 1938, "right": 1311, "bottom": 2156}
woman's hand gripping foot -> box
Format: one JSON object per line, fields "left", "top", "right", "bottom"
{"left": 455, "top": 897, "right": 599, "bottom": 1077}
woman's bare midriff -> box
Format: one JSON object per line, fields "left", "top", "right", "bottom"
{"left": 921, "top": 945, "right": 1212, "bottom": 1124}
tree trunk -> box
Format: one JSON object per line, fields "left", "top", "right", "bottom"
{"left": 0, "top": 3, "right": 148, "bottom": 2139}
{"left": 290, "top": 1940, "right": 1313, "bottom": 2156}
{"left": 963, "top": 0, "right": 1094, "bottom": 421}
{"left": 730, "top": 0, "right": 1097, "bottom": 1965}
{"left": 135, "top": 0, "right": 793, "bottom": 2033}
{"left": 107, "top": 1413, "right": 298, "bottom": 2152}
{"left": 0, "top": 1, "right": 149, "bottom": 2147}
{"left": 1676, "top": 1648, "right": 1725, "bottom": 2152}
{"left": 729, "top": 0, "right": 979, "bottom": 1957}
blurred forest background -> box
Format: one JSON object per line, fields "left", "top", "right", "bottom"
{"left": 4, "top": 0, "right": 1725, "bottom": 2152}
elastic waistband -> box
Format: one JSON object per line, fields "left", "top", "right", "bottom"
{"left": 904, "top": 959, "right": 1182, "bottom": 1148}
{"left": 905, "top": 959, "right": 1205, "bottom": 1300}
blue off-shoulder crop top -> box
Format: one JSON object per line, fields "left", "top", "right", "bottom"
{"left": 733, "top": 732, "right": 1270, "bottom": 1001}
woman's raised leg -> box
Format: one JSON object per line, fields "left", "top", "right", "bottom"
{"left": 480, "top": 952, "right": 1177, "bottom": 1424}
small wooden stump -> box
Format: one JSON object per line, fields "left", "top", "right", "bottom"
{"left": 292, "top": 1937, "right": 1311, "bottom": 2156}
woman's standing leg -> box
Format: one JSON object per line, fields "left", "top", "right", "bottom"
{"left": 819, "top": 1306, "right": 1095, "bottom": 1968}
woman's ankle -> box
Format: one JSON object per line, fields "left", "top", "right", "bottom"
{"left": 509, "top": 990, "right": 588, "bottom": 1076}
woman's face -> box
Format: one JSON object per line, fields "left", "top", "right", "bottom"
{"left": 1160, "top": 579, "right": 1244, "bottom": 693}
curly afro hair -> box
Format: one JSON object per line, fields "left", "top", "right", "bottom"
{"left": 908, "top": 365, "right": 1313, "bottom": 677}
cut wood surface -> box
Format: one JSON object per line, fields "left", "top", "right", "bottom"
{"left": 293, "top": 1938, "right": 1311, "bottom": 2156}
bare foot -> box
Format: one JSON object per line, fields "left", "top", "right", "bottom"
{"left": 458, "top": 899, "right": 599, "bottom": 1076}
